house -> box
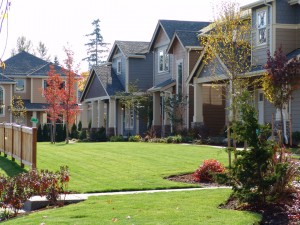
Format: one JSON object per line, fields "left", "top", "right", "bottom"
{"left": 240, "top": 0, "right": 300, "bottom": 138}
{"left": 0, "top": 51, "right": 77, "bottom": 127}
{"left": 147, "top": 20, "right": 210, "bottom": 137}
{"left": 80, "top": 40, "right": 153, "bottom": 136}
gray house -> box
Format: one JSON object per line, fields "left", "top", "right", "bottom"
{"left": 241, "top": 0, "right": 300, "bottom": 139}
{"left": 80, "top": 41, "right": 153, "bottom": 136}
{"left": 148, "top": 20, "right": 210, "bottom": 136}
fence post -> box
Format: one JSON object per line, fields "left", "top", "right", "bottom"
{"left": 32, "top": 127, "right": 37, "bottom": 169}
{"left": 4, "top": 124, "right": 7, "bottom": 158}
{"left": 11, "top": 125, "right": 15, "bottom": 162}
{"left": 20, "top": 125, "right": 24, "bottom": 168}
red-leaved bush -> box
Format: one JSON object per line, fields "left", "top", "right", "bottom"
{"left": 193, "top": 159, "right": 225, "bottom": 182}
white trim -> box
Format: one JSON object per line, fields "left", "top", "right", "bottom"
{"left": 256, "top": 7, "right": 268, "bottom": 46}
{"left": 157, "top": 48, "right": 169, "bottom": 73}
{"left": 0, "top": 85, "right": 5, "bottom": 117}
{"left": 117, "top": 59, "right": 122, "bottom": 75}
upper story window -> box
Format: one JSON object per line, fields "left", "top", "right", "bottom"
{"left": 257, "top": 9, "right": 267, "bottom": 45}
{"left": 43, "top": 79, "right": 65, "bottom": 95}
{"left": 117, "top": 59, "right": 122, "bottom": 74}
{"left": 176, "top": 60, "right": 183, "bottom": 94}
{"left": 158, "top": 49, "right": 169, "bottom": 73}
{"left": 15, "top": 79, "right": 25, "bottom": 92}
{"left": 0, "top": 87, "right": 4, "bottom": 116}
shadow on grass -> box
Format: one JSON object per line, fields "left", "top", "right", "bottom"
{"left": 0, "top": 154, "right": 26, "bottom": 177}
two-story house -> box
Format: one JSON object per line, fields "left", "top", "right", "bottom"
{"left": 241, "top": 0, "right": 300, "bottom": 138}
{"left": 80, "top": 40, "right": 153, "bottom": 136}
{"left": 1, "top": 51, "right": 74, "bottom": 127}
{"left": 148, "top": 20, "right": 210, "bottom": 136}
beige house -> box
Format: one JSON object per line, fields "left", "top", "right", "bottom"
{"left": 1, "top": 51, "right": 78, "bottom": 127}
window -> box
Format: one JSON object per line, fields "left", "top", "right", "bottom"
{"left": 176, "top": 60, "right": 183, "bottom": 94}
{"left": 117, "top": 59, "right": 122, "bottom": 74}
{"left": 15, "top": 79, "right": 25, "bottom": 92}
{"left": 257, "top": 9, "right": 267, "bottom": 45}
{"left": 125, "top": 108, "right": 134, "bottom": 129}
{"left": 158, "top": 49, "right": 169, "bottom": 73}
{"left": 0, "top": 87, "right": 3, "bottom": 116}
{"left": 43, "top": 80, "right": 65, "bottom": 90}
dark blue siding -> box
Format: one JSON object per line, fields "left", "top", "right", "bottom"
{"left": 112, "top": 56, "right": 126, "bottom": 89}
{"left": 85, "top": 75, "right": 107, "bottom": 99}
{"left": 128, "top": 52, "right": 153, "bottom": 91}
{"left": 276, "top": 0, "right": 298, "bottom": 24}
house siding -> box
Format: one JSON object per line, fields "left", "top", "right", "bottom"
{"left": 264, "top": 99, "right": 276, "bottom": 124}
{"left": 292, "top": 88, "right": 300, "bottom": 132}
{"left": 31, "top": 78, "right": 45, "bottom": 103}
{"left": 85, "top": 75, "right": 107, "bottom": 99}
{"left": 189, "top": 50, "right": 201, "bottom": 74}
{"left": 128, "top": 52, "right": 153, "bottom": 91}
{"left": 297, "top": 29, "right": 300, "bottom": 48}
{"left": 0, "top": 84, "right": 12, "bottom": 123}
{"left": 276, "top": 0, "right": 298, "bottom": 24}
{"left": 276, "top": 28, "right": 298, "bottom": 54}
{"left": 112, "top": 55, "right": 126, "bottom": 89}
{"left": 13, "top": 78, "right": 31, "bottom": 100}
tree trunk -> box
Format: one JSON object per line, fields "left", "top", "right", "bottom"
{"left": 280, "top": 107, "right": 285, "bottom": 145}
{"left": 65, "top": 122, "right": 69, "bottom": 144}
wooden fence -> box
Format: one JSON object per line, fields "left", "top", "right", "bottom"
{"left": 0, "top": 123, "right": 37, "bottom": 169}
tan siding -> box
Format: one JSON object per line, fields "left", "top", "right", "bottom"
{"left": 297, "top": 29, "right": 300, "bottom": 49}
{"left": 189, "top": 50, "right": 201, "bottom": 74}
{"left": 276, "top": 28, "right": 297, "bottom": 54}
{"left": 153, "top": 29, "right": 169, "bottom": 48}
{"left": 13, "top": 78, "right": 31, "bottom": 99}
{"left": 31, "top": 78, "right": 46, "bottom": 103}
{"left": 203, "top": 86, "right": 225, "bottom": 136}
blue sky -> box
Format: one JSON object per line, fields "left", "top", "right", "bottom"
{"left": 0, "top": 0, "right": 254, "bottom": 72}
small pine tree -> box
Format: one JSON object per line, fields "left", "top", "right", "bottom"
{"left": 70, "top": 123, "right": 78, "bottom": 139}
{"left": 78, "top": 121, "right": 82, "bottom": 131}
{"left": 42, "top": 124, "right": 50, "bottom": 142}
{"left": 56, "top": 124, "right": 64, "bottom": 142}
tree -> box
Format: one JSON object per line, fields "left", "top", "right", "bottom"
{"left": 116, "top": 82, "right": 152, "bottom": 130}
{"left": 36, "top": 41, "right": 50, "bottom": 61}
{"left": 83, "top": 19, "right": 109, "bottom": 68}
{"left": 262, "top": 46, "right": 300, "bottom": 143}
{"left": 10, "top": 96, "right": 27, "bottom": 124}
{"left": 78, "top": 71, "right": 89, "bottom": 92}
{"left": 15, "top": 36, "right": 33, "bottom": 53}
{"left": 163, "top": 93, "right": 188, "bottom": 134}
{"left": 0, "top": 0, "right": 10, "bottom": 63}
{"left": 200, "top": 1, "right": 252, "bottom": 167}
{"left": 43, "top": 65, "right": 64, "bottom": 144}
{"left": 61, "top": 47, "right": 80, "bottom": 144}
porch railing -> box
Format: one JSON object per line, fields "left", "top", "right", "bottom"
{"left": 0, "top": 123, "right": 37, "bottom": 169}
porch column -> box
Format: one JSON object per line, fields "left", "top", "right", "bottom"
{"left": 92, "top": 101, "right": 98, "bottom": 128}
{"left": 108, "top": 98, "right": 116, "bottom": 136}
{"left": 98, "top": 100, "right": 105, "bottom": 128}
{"left": 152, "top": 92, "right": 161, "bottom": 126}
{"left": 81, "top": 103, "right": 88, "bottom": 129}
{"left": 32, "top": 111, "right": 37, "bottom": 128}
{"left": 193, "top": 83, "right": 204, "bottom": 125}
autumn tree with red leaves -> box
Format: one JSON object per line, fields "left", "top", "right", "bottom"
{"left": 61, "top": 47, "right": 80, "bottom": 144}
{"left": 262, "top": 46, "right": 300, "bottom": 143}
{"left": 43, "top": 65, "right": 64, "bottom": 144}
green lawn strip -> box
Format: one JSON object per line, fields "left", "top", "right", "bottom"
{"left": 4, "top": 189, "right": 261, "bottom": 225}
{"left": 35, "top": 142, "right": 227, "bottom": 193}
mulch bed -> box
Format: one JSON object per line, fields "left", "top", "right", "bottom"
{"left": 166, "top": 173, "right": 300, "bottom": 225}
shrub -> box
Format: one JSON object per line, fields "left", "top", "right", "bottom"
{"left": 77, "top": 121, "right": 82, "bottom": 131}
{"left": 37, "top": 124, "right": 43, "bottom": 142}
{"left": 129, "top": 135, "right": 142, "bottom": 142}
{"left": 110, "top": 135, "right": 125, "bottom": 142}
{"left": 193, "top": 159, "right": 226, "bottom": 182}
{"left": 79, "top": 130, "right": 87, "bottom": 141}
{"left": 56, "top": 123, "right": 64, "bottom": 142}
{"left": 70, "top": 123, "right": 78, "bottom": 139}
{"left": 42, "top": 124, "right": 50, "bottom": 142}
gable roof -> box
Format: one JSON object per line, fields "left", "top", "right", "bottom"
{"left": 148, "top": 20, "right": 210, "bottom": 51}
{"left": 107, "top": 41, "right": 149, "bottom": 62}
{"left": 167, "top": 30, "right": 203, "bottom": 54}
{"left": 287, "top": 48, "right": 300, "bottom": 60}
{"left": 80, "top": 64, "right": 124, "bottom": 101}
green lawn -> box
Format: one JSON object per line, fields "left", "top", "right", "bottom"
{"left": 34, "top": 142, "right": 228, "bottom": 193}
{"left": 4, "top": 189, "right": 261, "bottom": 225}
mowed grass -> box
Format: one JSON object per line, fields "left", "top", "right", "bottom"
{"left": 35, "top": 142, "right": 228, "bottom": 193}
{"left": 4, "top": 189, "right": 261, "bottom": 225}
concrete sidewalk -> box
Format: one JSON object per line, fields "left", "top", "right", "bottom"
{"left": 23, "top": 186, "right": 231, "bottom": 211}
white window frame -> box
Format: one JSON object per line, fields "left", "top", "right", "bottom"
{"left": 125, "top": 108, "right": 134, "bottom": 129}
{"left": 117, "top": 59, "right": 122, "bottom": 74}
{"left": 15, "top": 79, "right": 25, "bottom": 92}
{"left": 0, "top": 86, "right": 4, "bottom": 116}
{"left": 176, "top": 59, "right": 183, "bottom": 94}
{"left": 257, "top": 8, "right": 267, "bottom": 46}
{"left": 158, "top": 49, "right": 169, "bottom": 73}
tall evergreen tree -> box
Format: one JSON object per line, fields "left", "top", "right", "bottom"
{"left": 83, "top": 19, "right": 109, "bottom": 68}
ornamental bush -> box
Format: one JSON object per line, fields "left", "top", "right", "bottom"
{"left": 193, "top": 159, "right": 226, "bottom": 182}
